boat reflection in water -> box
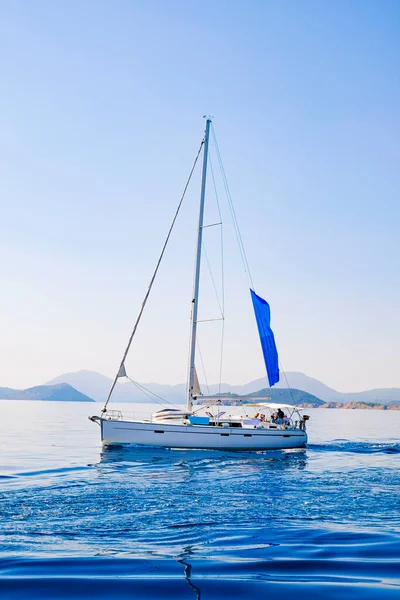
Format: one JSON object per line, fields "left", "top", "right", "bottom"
{"left": 98, "top": 444, "right": 308, "bottom": 473}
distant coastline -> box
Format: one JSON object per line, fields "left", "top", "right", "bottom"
{"left": 0, "top": 383, "right": 95, "bottom": 402}
{"left": 301, "top": 402, "right": 400, "bottom": 410}
{"left": 318, "top": 401, "right": 400, "bottom": 410}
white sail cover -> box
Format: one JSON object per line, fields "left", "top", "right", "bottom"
{"left": 117, "top": 364, "right": 127, "bottom": 378}
{"left": 193, "top": 368, "right": 202, "bottom": 396}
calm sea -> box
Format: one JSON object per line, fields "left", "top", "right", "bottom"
{"left": 0, "top": 400, "right": 399, "bottom": 599}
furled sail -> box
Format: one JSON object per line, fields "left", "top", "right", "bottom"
{"left": 117, "top": 364, "right": 127, "bottom": 378}
{"left": 250, "top": 289, "right": 280, "bottom": 387}
{"left": 193, "top": 368, "right": 202, "bottom": 396}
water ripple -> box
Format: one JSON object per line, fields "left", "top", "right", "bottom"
{"left": 1, "top": 402, "right": 400, "bottom": 598}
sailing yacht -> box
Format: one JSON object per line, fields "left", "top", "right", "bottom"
{"left": 89, "top": 118, "right": 308, "bottom": 449}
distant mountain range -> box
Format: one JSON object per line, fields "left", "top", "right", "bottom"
{"left": 275, "top": 373, "right": 400, "bottom": 404}
{"left": 46, "top": 369, "right": 400, "bottom": 405}
{"left": 0, "top": 383, "right": 95, "bottom": 402}
{"left": 1, "top": 370, "right": 399, "bottom": 407}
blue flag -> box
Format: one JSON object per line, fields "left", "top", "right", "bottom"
{"left": 250, "top": 289, "right": 280, "bottom": 387}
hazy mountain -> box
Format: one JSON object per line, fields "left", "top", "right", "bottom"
{"left": 47, "top": 370, "right": 186, "bottom": 403}
{"left": 274, "top": 372, "right": 343, "bottom": 401}
{"left": 47, "top": 371, "right": 270, "bottom": 403}
{"left": 47, "top": 370, "right": 114, "bottom": 402}
{"left": 250, "top": 388, "right": 324, "bottom": 407}
{"left": 0, "top": 383, "right": 95, "bottom": 402}
{"left": 45, "top": 371, "right": 341, "bottom": 404}
{"left": 46, "top": 369, "right": 400, "bottom": 405}
{"left": 202, "top": 373, "right": 345, "bottom": 401}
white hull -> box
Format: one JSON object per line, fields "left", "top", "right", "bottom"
{"left": 98, "top": 418, "right": 307, "bottom": 450}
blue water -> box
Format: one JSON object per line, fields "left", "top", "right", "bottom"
{"left": 1, "top": 401, "right": 399, "bottom": 599}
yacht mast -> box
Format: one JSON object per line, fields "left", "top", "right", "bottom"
{"left": 187, "top": 117, "right": 211, "bottom": 412}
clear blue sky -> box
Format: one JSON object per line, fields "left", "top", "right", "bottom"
{"left": 1, "top": 0, "right": 399, "bottom": 392}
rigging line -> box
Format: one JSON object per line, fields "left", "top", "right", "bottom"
{"left": 202, "top": 241, "right": 224, "bottom": 317}
{"left": 127, "top": 377, "right": 181, "bottom": 408}
{"left": 197, "top": 318, "right": 224, "bottom": 323}
{"left": 127, "top": 378, "right": 161, "bottom": 404}
{"left": 201, "top": 222, "right": 222, "bottom": 229}
{"left": 220, "top": 224, "right": 225, "bottom": 313}
{"left": 209, "top": 155, "right": 225, "bottom": 314}
{"left": 196, "top": 336, "right": 210, "bottom": 395}
{"left": 209, "top": 155, "right": 223, "bottom": 222}
{"left": 218, "top": 222, "right": 225, "bottom": 393}
{"left": 279, "top": 361, "right": 296, "bottom": 406}
{"left": 212, "top": 125, "right": 251, "bottom": 285}
{"left": 218, "top": 318, "right": 225, "bottom": 398}
{"left": 211, "top": 124, "right": 255, "bottom": 290}
{"left": 209, "top": 154, "right": 225, "bottom": 394}
{"left": 102, "top": 137, "right": 205, "bottom": 413}
{"left": 213, "top": 131, "right": 251, "bottom": 287}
